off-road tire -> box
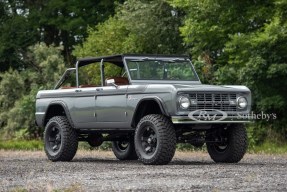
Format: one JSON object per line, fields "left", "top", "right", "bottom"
{"left": 44, "top": 116, "right": 78, "bottom": 161}
{"left": 134, "top": 114, "right": 176, "bottom": 165}
{"left": 207, "top": 124, "right": 247, "bottom": 163}
{"left": 112, "top": 137, "right": 138, "bottom": 160}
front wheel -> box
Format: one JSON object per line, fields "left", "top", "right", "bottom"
{"left": 44, "top": 116, "right": 78, "bottom": 161}
{"left": 134, "top": 114, "right": 176, "bottom": 165}
{"left": 206, "top": 124, "right": 247, "bottom": 163}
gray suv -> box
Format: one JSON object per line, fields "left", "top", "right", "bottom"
{"left": 35, "top": 54, "right": 251, "bottom": 165}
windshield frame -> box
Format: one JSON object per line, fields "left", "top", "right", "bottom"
{"left": 123, "top": 56, "right": 201, "bottom": 84}
{"left": 54, "top": 68, "right": 76, "bottom": 89}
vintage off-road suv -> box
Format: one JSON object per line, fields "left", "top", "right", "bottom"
{"left": 35, "top": 54, "right": 251, "bottom": 165}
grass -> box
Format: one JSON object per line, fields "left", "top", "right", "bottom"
{"left": 0, "top": 140, "right": 43, "bottom": 150}
{"left": 1, "top": 139, "right": 287, "bottom": 154}
{"left": 0, "top": 139, "right": 111, "bottom": 151}
{"left": 250, "top": 140, "right": 287, "bottom": 154}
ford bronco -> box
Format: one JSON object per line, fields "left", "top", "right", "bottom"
{"left": 35, "top": 54, "right": 251, "bottom": 165}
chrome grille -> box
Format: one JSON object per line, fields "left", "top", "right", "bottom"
{"left": 189, "top": 93, "right": 237, "bottom": 111}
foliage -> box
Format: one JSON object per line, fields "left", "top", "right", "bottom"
{"left": 0, "top": 43, "right": 65, "bottom": 139}
{"left": 0, "top": 0, "right": 123, "bottom": 71}
{"left": 250, "top": 140, "right": 287, "bottom": 154}
{"left": 169, "top": 0, "right": 287, "bottom": 139}
{"left": 169, "top": 0, "right": 274, "bottom": 63}
{"left": 73, "top": 0, "right": 185, "bottom": 84}
{"left": 0, "top": 140, "right": 43, "bottom": 150}
{"left": 73, "top": 0, "right": 184, "bottom": 58}
{"left": 216, "top": 2, "right": 287, "bottom": 136}
{"left": 0, "top": 0, "right": 287, "bottom": 147}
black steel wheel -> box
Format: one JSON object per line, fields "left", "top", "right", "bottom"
{"left": 206, "top": 124, "right": 247, "bottom": 163}
{"left": 112, "top": 137, "right": 138, "bottom": 160}
{"left": 44, "top": 116, "right": 78, "bottom": 161}
{"left": 134, "top": 114, "right": 176, "bottom": 165}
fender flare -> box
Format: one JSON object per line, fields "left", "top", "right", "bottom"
{"left": 131, "top": 96, "right": 169, "bottom": 127}
{"left": 43, "top": 100, "right": 75, "bottom": 128}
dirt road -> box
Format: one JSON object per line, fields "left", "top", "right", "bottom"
{"left": 0, "top": 150, "right": 287, "bottom": 191}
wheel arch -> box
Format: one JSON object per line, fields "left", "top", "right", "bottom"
{"left": 131, "top": 97, "right": 169, "bottom": 128}
{"left": 43, "top": 101, "right": 74, "bottom": 128}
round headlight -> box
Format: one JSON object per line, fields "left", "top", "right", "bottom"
{"left": 179, "top": 96, "right": 190, "bottom": 109}
{"left": 237, "top": 96, "right": 247, "bottom": 109}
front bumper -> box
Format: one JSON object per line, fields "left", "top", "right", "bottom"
{"left": 171, "top": 116, "right": 251, "bottom": 124}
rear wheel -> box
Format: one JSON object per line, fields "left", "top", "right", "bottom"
{"left": 134, "top": 114, "right": 176, "bottom": 165}
{"left": 44, "top": 116, "right": 78, "bottom": 161}
{"left": 206, "top": 124, "right": 247, "bottom": 163}
{"left": 112, "top": 137, "right": 138, "bottom": 160}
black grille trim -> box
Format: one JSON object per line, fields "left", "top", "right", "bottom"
{"left": 188, "top": 93, "right": 237, "bottom": 112}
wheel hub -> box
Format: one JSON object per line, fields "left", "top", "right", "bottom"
{"left": 55, "top": 134, "right": 61, "bottom": 143}
{"left": 48, "top": 126, "right": 61, "bottom": 152}
{"left": 147, "top": 137, "right": 152, "bottom": 144}
{"left": 140, "top": 126, "right": 157, "bottom": 155}
{"left": 118, "top": 141, "right": 129, "bottom": 151}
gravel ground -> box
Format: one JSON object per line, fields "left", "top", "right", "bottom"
{"left": 0, "top": 150, "right": 287, "bottom": 192}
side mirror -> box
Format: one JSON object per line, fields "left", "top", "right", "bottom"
{"left": 106, "top": 79, "right": 118, "bottom": 88}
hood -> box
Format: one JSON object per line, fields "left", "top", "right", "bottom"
{"left": 172, "top": 84, "right": 251, "bottom": 93}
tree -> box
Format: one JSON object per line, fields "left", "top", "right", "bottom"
{"left": 73, "top": 0, "right": 185, "bottom": 85}
{"left": 27, "top": 0, "right": 125, "bottom": 65}
{"left": 168, "top": 0, "right": 275, "bottom": 64}
{"left": 74, "top": 0, "right": 184, "bottom": 58}
{"left": 0, "top": 43, "right": 65, "bottom": 139}
{"left": 169, "top": 0, "right": 287, "bottom": 141}
{"left": 0, "top": 0, "right": 38, "bottom": 71}
{"left": 0, "top": 0, "right": 123, "bottom": 71}
{"left": 217, "top": 2, "right": 287, "bottom": 136}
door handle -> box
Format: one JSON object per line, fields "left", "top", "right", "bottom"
{"left": 75, "top": 89, "right": 82, "bottom": 93}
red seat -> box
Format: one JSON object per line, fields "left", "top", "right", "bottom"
{"left": 79, "top": 85, "right": 97, "bottom": 88}
{"left": 60, "top": 86, "right": 77, "bottom": 89}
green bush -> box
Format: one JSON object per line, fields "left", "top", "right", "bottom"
{"left": 0, "top": 140, "right": 43, "bottom": 150}
{"left": 0, "top": 43, "right": 65, "bottom": 139}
